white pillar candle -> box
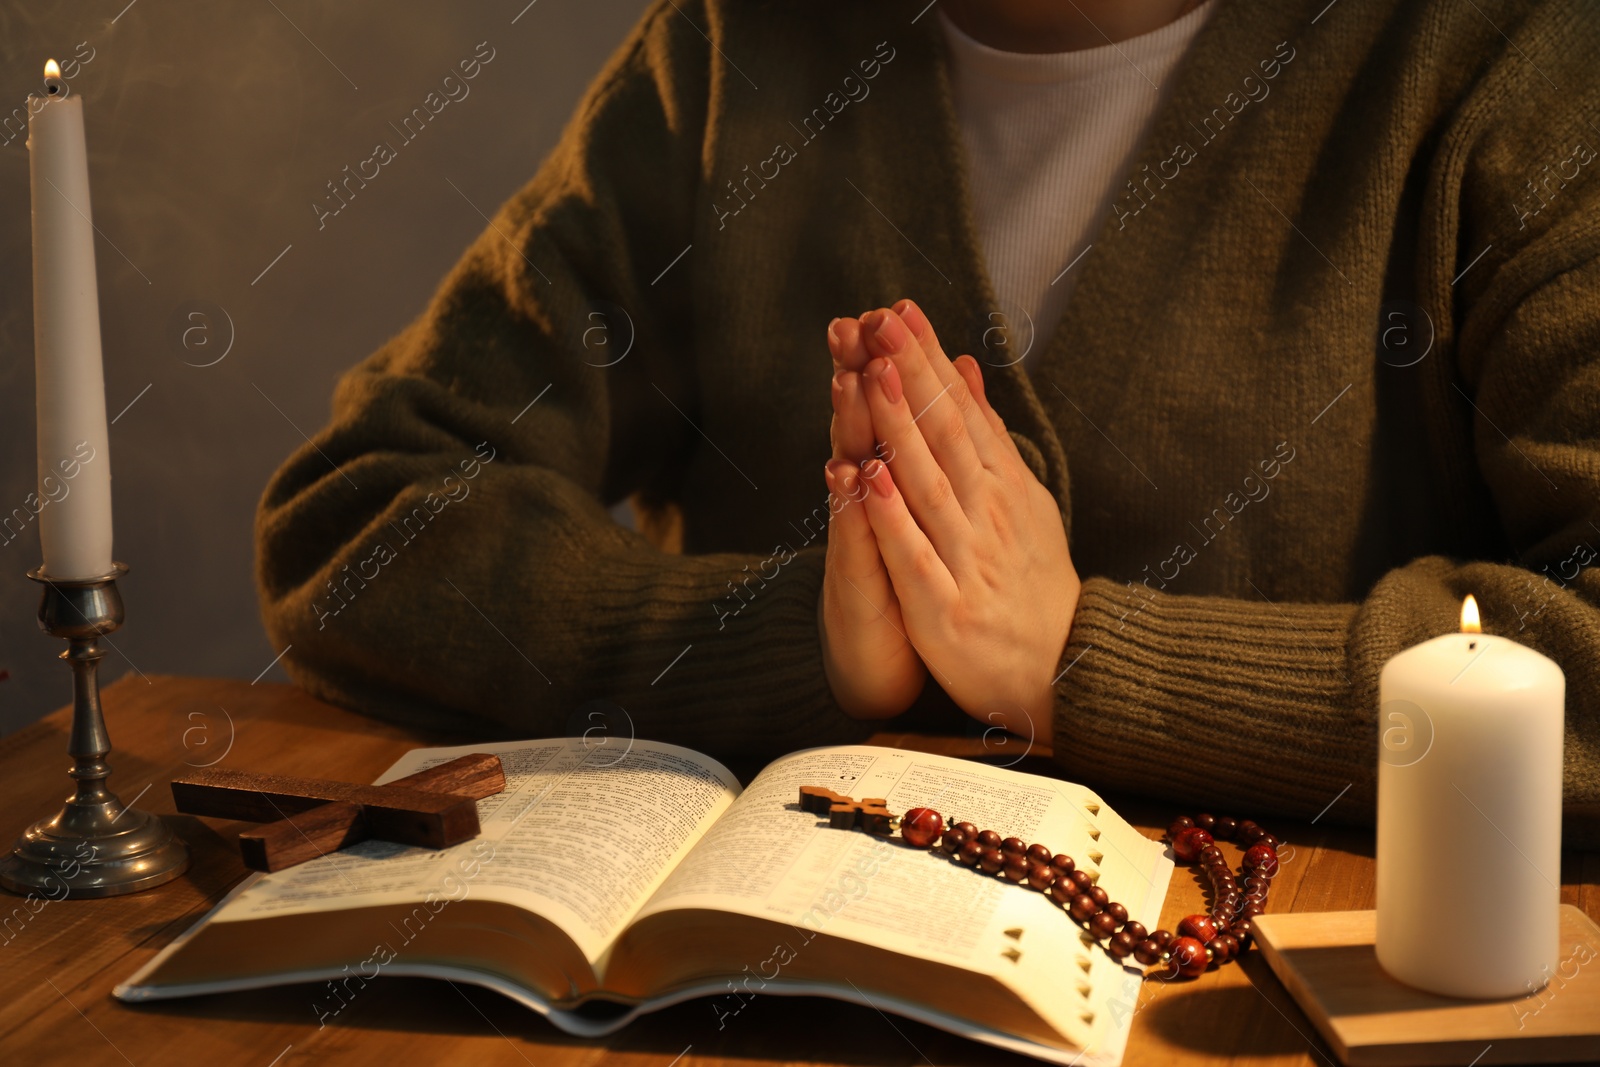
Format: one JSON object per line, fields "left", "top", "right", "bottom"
{"left": 28, "top": 60, "right": 115, "bottom": 579}
{"left": 1375, "top": 595, "right": 1565, "bottom": 999}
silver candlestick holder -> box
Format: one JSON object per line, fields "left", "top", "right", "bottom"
{"left": 0, "top": 563, "right": 188, "bottom": 897}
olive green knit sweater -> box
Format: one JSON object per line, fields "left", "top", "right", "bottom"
{"left": 256, "top": 0, "right": 1600, "bottom": 843}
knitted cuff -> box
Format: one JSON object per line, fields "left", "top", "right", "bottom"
{"left": 1050, "top": 576, "right": 1367, "bottom": 821}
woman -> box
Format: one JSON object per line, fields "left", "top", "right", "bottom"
{"left": 256, "top": 0, "right": 1600, "bottom": 841}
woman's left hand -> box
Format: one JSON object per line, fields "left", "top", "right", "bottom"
{"left": 852, "top": 300, "right": 1081, "bottom": 738}
{"left": 818, "top": 316, "right": 927, "bottom": 719}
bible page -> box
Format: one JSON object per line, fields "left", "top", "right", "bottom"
{"left": 629, "top": 745, "right": 1172, "bottom": 1051}
{"left": 205, "top": 737, "right": 740, "bottom": 963}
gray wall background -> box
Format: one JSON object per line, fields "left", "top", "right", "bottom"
{"left": 0, "top": 0, "right": 651, "bottom": 733}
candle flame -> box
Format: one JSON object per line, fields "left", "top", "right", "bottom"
{"left": 1461, "top": 595, "right": 1482, "bottom": 634}
{"left": 43, "top": 59, "right": 60, "bottom": 80}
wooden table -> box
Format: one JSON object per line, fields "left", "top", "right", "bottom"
{"left": 1, "top": 677, "right": 1596, "bottom": 1067}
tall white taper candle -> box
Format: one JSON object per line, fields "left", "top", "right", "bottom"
{"left": 28, "top": 60, "right": 115, "bottom": 579}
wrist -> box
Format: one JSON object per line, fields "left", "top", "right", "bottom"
{"left": 1043, "top": 571, "right": 1083, "bottom": 689}
{"left": 1023, "top": 572, "right": 1082, "bottom": 729}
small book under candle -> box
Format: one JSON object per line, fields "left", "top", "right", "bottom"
{"left": 116, "top": 739, "right": 1173, "bottom": 1066}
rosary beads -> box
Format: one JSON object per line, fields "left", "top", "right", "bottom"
{"left": 801, "top": 787, "right": 1280, "bottom": 979}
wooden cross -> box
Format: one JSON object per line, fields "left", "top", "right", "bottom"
{"left": 171, "top": 753, "right": 505, "bottom": 872}
{"left": 798, "top": 785, "right": 895, "bottom": 835}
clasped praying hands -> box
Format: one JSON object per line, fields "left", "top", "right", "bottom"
{"left": 818, "top": 299, "right": 1082, "bottom": 739}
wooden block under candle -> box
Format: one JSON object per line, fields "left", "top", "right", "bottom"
{"left": 1253, "top": 906, "right": 1600, "bottom": 1066}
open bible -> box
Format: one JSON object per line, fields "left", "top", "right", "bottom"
{"left": 116, "top": 740, "right": 1173, "bottom": 1066}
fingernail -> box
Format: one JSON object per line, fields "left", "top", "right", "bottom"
{"left": 865, "top": 310, "right": 905, "bottom": 355}
{"left": 865, "top": 357, "right": 903, "bottom": 404}
{"left": 862, "top": 458, "right": 894, "bottom": 499}
{"left": 826, "top": 317, "right": 840, "bottom": 349}
{"left": 897, "top": 299, "right": 930, "bottom": 340}
{"left": 841, "top": 469, "right": 860, "bottom": 499}
{"left": 955, "top": 354, "right": 985, "bottom": 401}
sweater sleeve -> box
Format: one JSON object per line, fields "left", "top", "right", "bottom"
{"left": 254, "top": 0, "right": 874, "bottom": 757}
{"left": 1050, "top": 16, "right": 1600, "bottom": 843}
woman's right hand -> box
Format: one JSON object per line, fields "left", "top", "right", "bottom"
{"left": 818, "top": 315, "right": 926, "bottom": 719}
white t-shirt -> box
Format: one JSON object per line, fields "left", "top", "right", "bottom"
{"left": 939, "top": 2, "right": 1214, "bottom": 369}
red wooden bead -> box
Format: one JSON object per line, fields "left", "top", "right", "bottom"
{"left": 1168, "top": 936, "right": 1211, "bottom": 979}
{"left": 976, "top": 830, "right": 1002, "bottom": 848}
{"left": 1026, "top": 862, "right": 1057, "bottom": 892}
{"left": 1049, "top": 880, "right": 1076, "bottom": 906}
{"left": 953, "top": 822, "right": 978, "bottom": 837}
{"left": 957, "top": 840, "right": 984, "bottom": 866}
{"left": 1150, "top": 929, "right": 1174, "bottom": 949}
{"left": 1214, "top": 816, "right": 1237, "bottom": 839}
{"left": 1205, "top": 936, "right": 1233, "bottom": 964}
{"left": 1109, "top": 931, "right": 1137, "bottom": 959}
{"left": 1002, "top": 858, "right": 1029, "bottom": 883}
{"left": 1172, "top": 827, "right": 1214, "bottom": 863}
{"left": 1178, "top": 914, "right": 1218, "bottom": 944}
{"left": 1122, "top": 920, "right": 1148, "bottom": 944}
{"left": 1168, "top": 815, "right": 1195, "bottom": 838}
{"left": 1243, "top": 843, "right": 1279, "bottom": 877}
{"left": 1026, "top": 843, "right": 1052, "bottom": 864}
{"left": 1134, "top": 938, "right": 1163, "bottom": 966}
{"left": 1069, "top": 894, "right": 1101, "bottom": 921}
{"left": 979, "top": 847, "right": 1005, "bottom": 873}
{"left": 1105, "top": 901, "right": 1129, "bottom": 926}
{"left": 1091, "top": 911, "right": 1119, "bottom": 938}
{"left": 900, "top": 807, "right": 944, "bottom": 849}
{"left": 1069, "top": 869, "right": 1094, "bottom": 890}
{"left": 1230, "top": 918, "right": 1255, "bottom": 950}
{"left": 1087, "top": 885, "right": 1109, "bottom": 908}
{"left": 1051, "top": 854, "right": 1076, "bottom": 875}
{"left": 1001, "top": 836, "right": 1027, "bottom": 855}
{"left": 1195, "top": 813, "right": 1216, "bottom": 831}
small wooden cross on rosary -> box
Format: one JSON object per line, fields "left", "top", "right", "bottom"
{"left": 171, "top": 753, "right": 505, "bottom": 872}
{"left": 803, "top": 785, "right": 1282, "bottom": 980}
{"left": 798, "top": 785, "right": 898, "bottom": 834}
